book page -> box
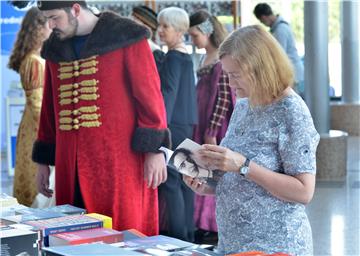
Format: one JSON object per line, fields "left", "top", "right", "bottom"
{"left": 167, "top": 139, "right": 213, "bottom": 179}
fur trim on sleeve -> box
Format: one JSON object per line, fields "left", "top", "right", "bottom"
{"left": 32, "top": 140, "right": 56, "bottom": 166}
{"left": 132, "top": 128, "right": 171, "bottom": 153}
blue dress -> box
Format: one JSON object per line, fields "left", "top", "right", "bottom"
{"left": 217, "top": 92, "right": 320, "bottom": 255}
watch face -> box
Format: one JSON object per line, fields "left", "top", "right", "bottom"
{"left": 240, "top": 166, "right": 249, "bottom": 176}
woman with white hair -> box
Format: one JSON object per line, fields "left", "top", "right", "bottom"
{"left": 157, "top": 7, "right": 198, "bottom": 242}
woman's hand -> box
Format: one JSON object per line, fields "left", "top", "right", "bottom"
{"left": 183, "top": 175, "right": 215, "bottom": 195}
{"left": 204, "top": 135, "right": 217, "bottom": 145}
{"left": 198, "top": 144, "right": 246, "bottom": 172}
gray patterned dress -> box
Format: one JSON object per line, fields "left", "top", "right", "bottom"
{"left": 216, "top": 92, "right": 320, "bottom": 255}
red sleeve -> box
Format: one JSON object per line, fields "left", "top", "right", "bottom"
{"left": 124, "top": 39, "right": 170, "bottom": 152}
{"left": 32, "top": 61, "right": 56, "bottom": 165}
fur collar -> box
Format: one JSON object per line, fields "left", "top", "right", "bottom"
{"left": 41, "top": 11, "right": 150, "bottom": 62}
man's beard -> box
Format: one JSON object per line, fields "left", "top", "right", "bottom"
{"left": 53, "top": 12, "right": 78, "bottom": 41}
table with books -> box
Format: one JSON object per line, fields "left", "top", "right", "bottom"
{"left": 1, "top": 193, "right": 290, "bottom": 256}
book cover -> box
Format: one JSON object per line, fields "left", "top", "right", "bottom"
{"left": 44, "top": 204, "right": 87, "bottom": 215}
{"left": 2, "top": 210, "right": 66, "bottom": 223}
{"left": 123, "top": 234, "right": 195, "bottom": 252}
{"left": 160, "top": 139, "right": 224, "bottom": 184}
{"left": 0, "top": 202, "right": 28, "bottom": 217}
{"left": 24, "top": 215, "right": 103, "bottom": 237}
{"left": 48, "top": 227, "right": 123, "bottom": 246}
{"left": 16, "top": 204, "right": 86, "bottom": 216}
{"left": 123, "top": 229, "right": 147, "bottom": 241}
{"left": 42, "top": 243, "right": 146, "bottom": 256}
{"left": 0, "top": 226, "right": 38, "bottom": 256}
{"left": 171, "top": 247, "right": 223, "bottom": 256}
{"left": 86, "top": 213, "right": 112, "bottom": 228}
{"left": 0, "top": 193, "right": 18, "bottom": 208}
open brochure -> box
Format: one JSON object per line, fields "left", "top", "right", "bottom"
{"left": 159, "top": 139, "right": 224, "bottom": 184}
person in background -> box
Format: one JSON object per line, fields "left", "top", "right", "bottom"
{"left": 253, "top": 3, "right": 304, "bottom": 97}
{"left": 188, "top": 9, "right": 236, "bottom": 244}
{"left": 32, "top": 0, "right": 170, "bottom": 235}
{"left": 157, "top": 7, "right": 198, "bottom": 242}
{"left": 8, "top": 7, "right": 52, "bottom": 207}
{"left": 132, "top": 5, "right": 164, "bottom": 66}
{"left": 184, "top": 25, "right": 319, "bottom": 255}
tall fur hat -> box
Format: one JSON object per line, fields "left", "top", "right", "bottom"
{"left": 37, "top": 0, "right": 87, "bottom": 11}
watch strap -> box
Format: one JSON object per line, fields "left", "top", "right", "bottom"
{"left": 243, "top": 158, "right": 250, "bottom": 167}
{"left": 239, "top": 157, "right": 251, "bottom": 177}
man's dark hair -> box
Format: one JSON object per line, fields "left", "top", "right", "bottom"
{"left": 253, "top": 3, "right": 273, "bottom": 19}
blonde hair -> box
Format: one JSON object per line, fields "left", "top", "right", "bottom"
{"left": 219, "top": 25, "right": 294, "bottom": 105}
{"left": 158, "top": 7, "right": 189, "bottom": 34}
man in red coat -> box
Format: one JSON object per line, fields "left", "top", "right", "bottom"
{"left": 32, "top": 0, "right": 170, "bottom": 236}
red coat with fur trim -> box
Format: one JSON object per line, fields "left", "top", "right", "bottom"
{"left": 32, "top": 12, "right": 169, "bottom": 235}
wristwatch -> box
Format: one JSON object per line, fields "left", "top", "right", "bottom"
{"left": 239, "top": 158, "right": 250, "bottom": 177}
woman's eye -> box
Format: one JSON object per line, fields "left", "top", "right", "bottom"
{"left": 180, "top": 162, "right": 186, "bottom": 168}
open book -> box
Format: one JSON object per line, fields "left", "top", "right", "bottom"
{"left": 159, "top": 139, "right": 224, "bottom": 184}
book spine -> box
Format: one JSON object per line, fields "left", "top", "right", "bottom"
{"left": 43, "top": 221, "right": 103, "bottom": 237}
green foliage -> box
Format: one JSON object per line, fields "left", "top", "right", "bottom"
{"left": 291, "top": 0, "right": 340, "bottom": 43}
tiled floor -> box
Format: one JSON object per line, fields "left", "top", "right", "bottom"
{"left": 306, "top": 136, "right": 360, "bottom": 256}
{"left": 1, "top": 137, "right": 359, "bottom": 255}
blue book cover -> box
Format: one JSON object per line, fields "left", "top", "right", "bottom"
{"left": 2, "top": 210, "right": 66, "bottom": 223}
{"left": 43, "top": 204, "right": 86, "bottom": 215}
{"left": 24, "top": 215, "right": 103, "bottom": 237}
{"left": 124, "top": 235, "right": 195, "bottom": 252}
{"left": 42, "top": 243, "right": 145, "bottom": 256}
{"left": 16, "top": 204, "right": 86, "bottom": 215}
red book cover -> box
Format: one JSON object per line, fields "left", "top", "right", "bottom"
{"left": 48, "top": 228, "right": 123, "bottom": 246}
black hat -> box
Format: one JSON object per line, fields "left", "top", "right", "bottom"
{"left": 132, "top": 5, "right": 158, "bottom": 31}
{"left": 37, "top": 0, "right": 87, "bottom": 11}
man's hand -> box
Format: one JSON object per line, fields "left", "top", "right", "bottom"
{"left": 144, "top": 152, "right": 167, "bottom": 189}
{"left": 37, "top": 164, "right": 53, "bottom": 197}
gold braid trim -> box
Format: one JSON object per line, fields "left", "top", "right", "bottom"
{"left": 59, "top": 87, "right": 98, "bottom": 98}
{"left": 78, "top": 113, "right": 101, "bottom": 120}
{"left": 59, "top": 117, "right": 73, "bottom": 124}
{"left": 79, "top": 79, "right": 99, "bottom": 86}
{"left": 59, "top": 99, "right": 73, "bottom": 105}
{"left": 81, "top": 60, "right": 99, "bottom": 68}
{"left": 59, "top": 105, "right": 99, "bottom": 117}
{"left": 59, "top": 91, "right": 73, "bottom": 99}
{"left": 81, "top": 121, "right": 102, "bottom": 127}
{"left": 58, "top": 60, "right": 99, "bottom": 73}
{"left": 58, "top": 67, "right": 98, "bottom": 80}
{"left": 79, "top": 87, "right": 98, "bottom": 93}
{"left": 59, "top": 121, "right": 102, "bottom": 131}
{"left": 59, "top": 94, "right": 99, "bottom": 105}
{"left": 59, "top": 114, "right": 101, "bottom": 124}
{"left": 59, "top": 56, "right": 98, "bottom": 66}
{"left": 59, "top": 79, "right": 99, "bottom": 92}
{"left": 58, "top": 66, "right": 76, "bottom": 73}
{"left": 79, "top": 94, "right": 99, "bottom": 100}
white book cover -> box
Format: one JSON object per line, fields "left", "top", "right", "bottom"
{"left": 160, "top": 139, "right": 215, "bottom": 180}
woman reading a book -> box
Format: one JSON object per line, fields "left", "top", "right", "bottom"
{"left": 183, "top": 25, "right": 319, "bottom": 256}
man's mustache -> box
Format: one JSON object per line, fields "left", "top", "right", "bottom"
{"left": 52, "top": 29, "right": 63, "bottom": 35}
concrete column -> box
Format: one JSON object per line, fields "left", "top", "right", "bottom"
{"left": 304, "top": 1, "right": 329, "bottom": 133}
{"left": 341, "top": 1, "right": 359, "bottom": 102}
{"left": 331, "top": 1, "right": 360, "bottom": 136}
